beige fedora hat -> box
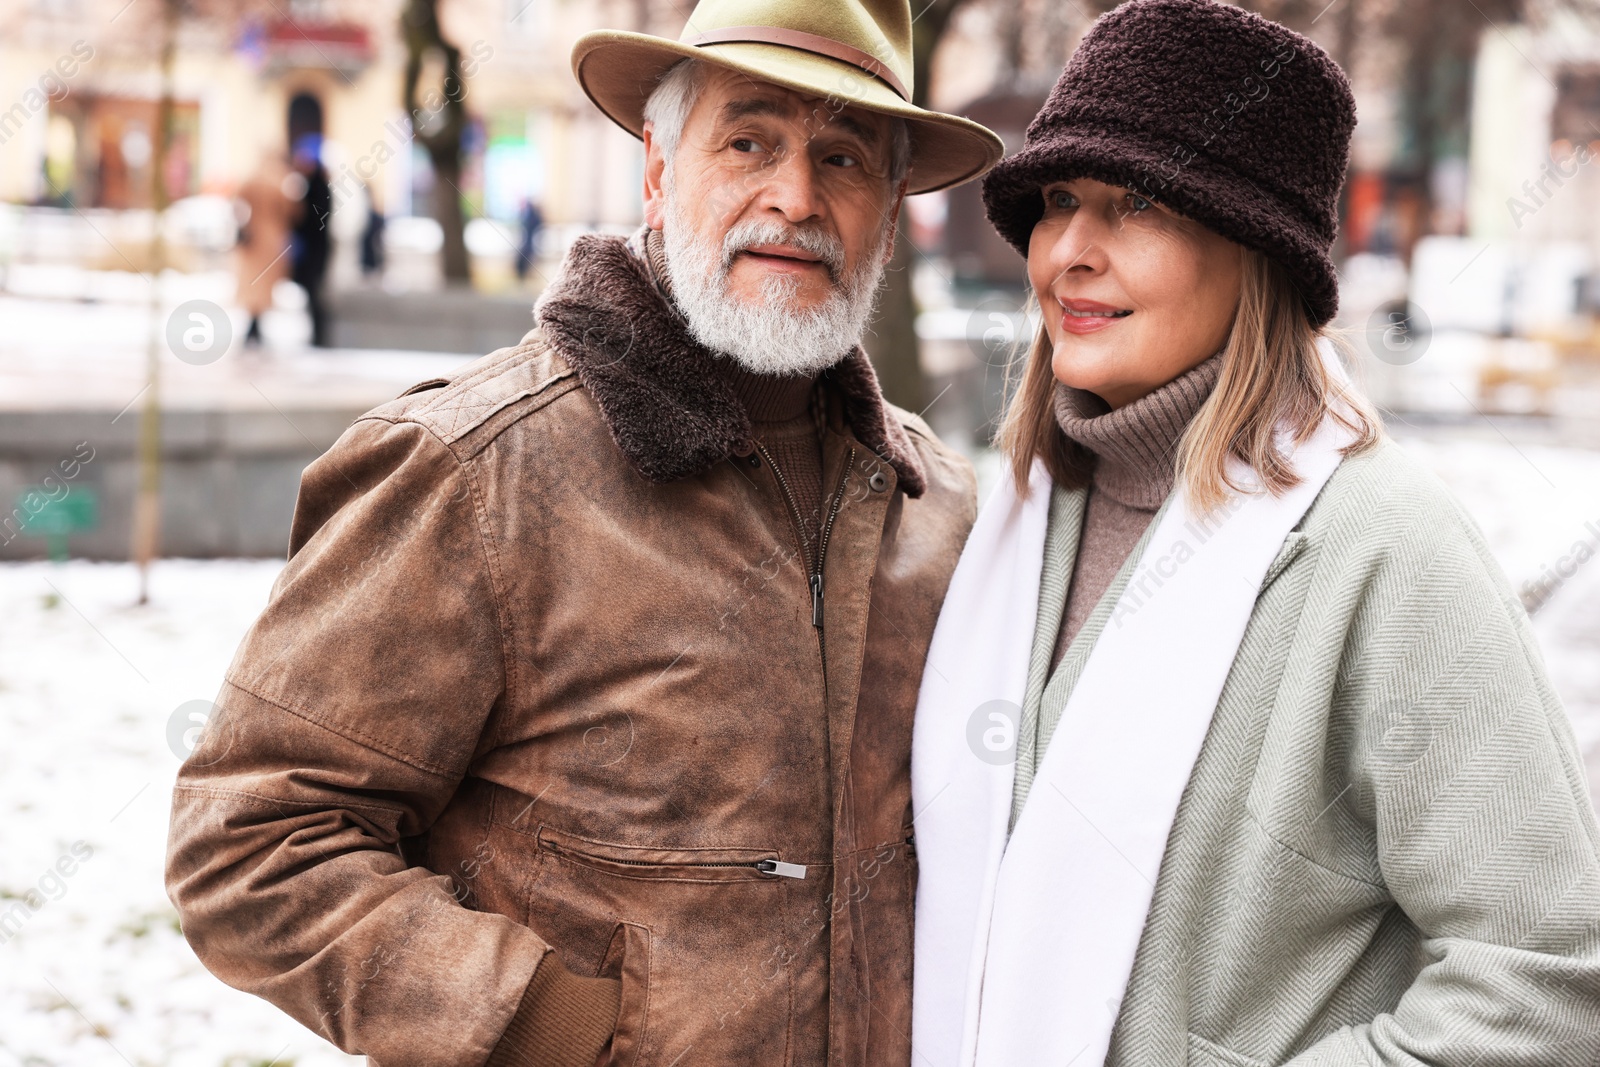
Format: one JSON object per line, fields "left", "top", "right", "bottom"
{"left": 571, "top": 0, "right": 1004, "bottom": 194}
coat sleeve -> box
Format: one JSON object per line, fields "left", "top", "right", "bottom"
{"left": 1284, "top": 510, "right": 1600, "bottom": 1066}
{"left": 165, "top": 415, "right": 554, "bottom": 1067}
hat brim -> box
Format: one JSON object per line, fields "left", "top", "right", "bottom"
{"left": 572, "top": 30, "right": 1003, "bottom": 195}
{"left": 981, "top": 127, "right": 1340, "bottom": 326}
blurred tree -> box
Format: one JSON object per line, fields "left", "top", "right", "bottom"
{"left": 111, "top": 0, "right": 277, "bottom": 602}
{"left": 402, "top": 0, "right": 471, "bottom": 282}
{"left": 867, "top": 0, "right": 981, "bottom": 412}
{"left": 130, "top": 0, "right": 184, "bottom": 605}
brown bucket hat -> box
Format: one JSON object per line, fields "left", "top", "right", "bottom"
{"left": 981, "top": 0, "right": 1357, "bottom": 326}
{"left": 571, "top": 0, "right": 1004, "bottom": 194}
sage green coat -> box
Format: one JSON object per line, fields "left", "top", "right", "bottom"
{"left": 1011, "top": 438, "right": 1600, "bottom": 1066}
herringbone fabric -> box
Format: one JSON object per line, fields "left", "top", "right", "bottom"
{"left": 1010, "top": 438, "right": 1600, "bottom": 1065}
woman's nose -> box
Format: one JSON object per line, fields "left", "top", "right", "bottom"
{"left": 1044, "top": 208, "right": 1114, "bottom": 278}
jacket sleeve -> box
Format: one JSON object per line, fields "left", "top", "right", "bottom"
{"left": 1284, "top": 511, "right": 1600, "bottom": 1066}
{"left": 164, "top": 415, "right": 613, "bottom": 1067}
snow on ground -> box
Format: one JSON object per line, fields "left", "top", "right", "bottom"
{"left": 1, "top": 429, "right": 1598, "bottom": 1065}
{"left": 0, "top": 560, "right": 357, "bottom": 1067}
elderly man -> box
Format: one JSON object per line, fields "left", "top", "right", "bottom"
{"left": 165, "top": 2, "right": 1001, "bottom": 1066}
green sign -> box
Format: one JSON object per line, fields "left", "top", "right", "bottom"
{"left": 18, "top": 488, "right": 98, "bottom": 561}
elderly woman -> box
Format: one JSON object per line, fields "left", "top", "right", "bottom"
{"left": 910, "top": 2, "right": 1600, "bottom": 1066}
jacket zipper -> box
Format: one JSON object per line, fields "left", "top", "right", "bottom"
{"left": 544, "top": 842, "right": 806, "bottom": 879}
{"left": 756, "top": 442, "right": 856, "bottom": 642}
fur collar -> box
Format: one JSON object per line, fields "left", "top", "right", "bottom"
{"left": 534, "top": 234, "right": 926, "bottom": 497}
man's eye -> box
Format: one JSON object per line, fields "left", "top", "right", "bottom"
{"left": 731, "top": 138, "right": 764, "bottom": 154}
{"left": 824, "top": 153, "right": 860, "bottom": 168}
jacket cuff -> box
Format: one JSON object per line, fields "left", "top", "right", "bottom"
{"left": 486, "top": 952, "right": 622, "bottom": 1067}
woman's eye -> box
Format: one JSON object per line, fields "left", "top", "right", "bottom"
{"left": 1127, "top": 193, "right": 1153, "bottom": 212}
{"left": 1047, "top": 190, "right": 1075, "bottom": 210}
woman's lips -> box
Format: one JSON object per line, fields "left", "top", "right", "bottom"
{"left": 1058, "top": 298, "right": 1133, "bottom": 335}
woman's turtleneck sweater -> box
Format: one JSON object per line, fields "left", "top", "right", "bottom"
{"left": 1050, "top": 352, "right": 1224, "bottom": 671}
{"left": 632, "top": 226, "right": 828, "bottom": 553}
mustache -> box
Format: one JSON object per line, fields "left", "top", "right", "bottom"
{"left": 721, "top": 219, "right": 847, "bottom": 282}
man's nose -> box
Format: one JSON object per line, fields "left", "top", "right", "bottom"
{"left": 755, "top": 146, "right": 824, "bottom": 225}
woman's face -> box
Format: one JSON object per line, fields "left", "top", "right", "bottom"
{"left": 1027, "top": 177, "right": 1243, "bottom": 409}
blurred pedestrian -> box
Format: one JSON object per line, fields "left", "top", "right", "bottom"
{"left": 359, "top": 182, "right": 385, "bottom": 279}
{"left": 233, "top": 153, "right": 292, "bottom": 347}
{"left": 288, "top": 133, "right": 332, "bottom": 347}
{"left": 514, "top": 196, "right": 542, "bottom": 282}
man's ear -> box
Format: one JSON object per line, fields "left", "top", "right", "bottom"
{"left": 880, "top": 179, "right": 910, "bottom": 266}
{"left": 642, "top": 122, "right": 668, "bottom": 230}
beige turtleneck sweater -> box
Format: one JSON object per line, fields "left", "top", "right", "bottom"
{"left": 1050, "top": 352, "right": 1224, "bottom": 671}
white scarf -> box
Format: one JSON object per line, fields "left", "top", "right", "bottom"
{"left": 911, "top": 378, "right": 1356, "bottom": 1067}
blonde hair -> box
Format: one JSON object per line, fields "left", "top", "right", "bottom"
{"left": 998, "top": 248, "right": 1381, "bottom": 514}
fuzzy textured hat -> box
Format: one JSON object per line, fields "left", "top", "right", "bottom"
{"left": 982, "top": 0, "right": 1356, "bottom": 326}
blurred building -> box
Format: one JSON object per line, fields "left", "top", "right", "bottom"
{"left": 0, "top": 0, "right": 650, "bottom": 254}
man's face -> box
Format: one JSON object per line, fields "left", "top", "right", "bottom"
{"left": 643, "top": 66, "right": 905, "bottom": 317}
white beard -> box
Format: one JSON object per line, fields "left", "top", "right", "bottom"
{"left": 660, "top": 181, "right": 893, "bottom": 377}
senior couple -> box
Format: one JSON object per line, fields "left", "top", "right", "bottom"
{"left": 166, "top": 0, "right": 1600, "bottom": 1064}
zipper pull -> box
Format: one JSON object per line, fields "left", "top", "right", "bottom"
{"left": 810, "top": 573, "right": 824, "bottom": 628}
{"left": 756, "top": 859, "right": 807, "bottom": 879}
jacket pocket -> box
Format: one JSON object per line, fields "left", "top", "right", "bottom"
{"left": 1187, "top": 1031, "right": 1270, "bottom": 1067}
{"left": 598, "top": 921, "right": 650, "bottom": 1067}
{"left": 526, "top": 825, "right": 807, "bottom": 1067}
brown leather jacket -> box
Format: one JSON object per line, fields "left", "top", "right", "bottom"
{"left": 165, "top": 235, "right": 976, "bottom": 1067}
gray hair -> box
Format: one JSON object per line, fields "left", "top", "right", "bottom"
{"left": 642, "top": 58, "right": 912, "bottom": 186}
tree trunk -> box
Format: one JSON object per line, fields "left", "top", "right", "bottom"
{"left": 864, "top": 0, "right": 974, "bottom": 412}
{"left": 431, "top": 149, "right": 471, "bottom": 282}
{"left": 874, "top": 217, "right": 924, "bottom": 410}
{"left": 402, "top": 0, "right": 470, "bottom": 285}
{"left": 132, "top": 0, "right": 178, "bottom": 604}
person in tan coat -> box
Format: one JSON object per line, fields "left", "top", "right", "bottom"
{"left": 234, "top": 152, "right": 293, "bottom": 346}
{"left": 165, "top": 2, "right": 1002, "bottom": 1065}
